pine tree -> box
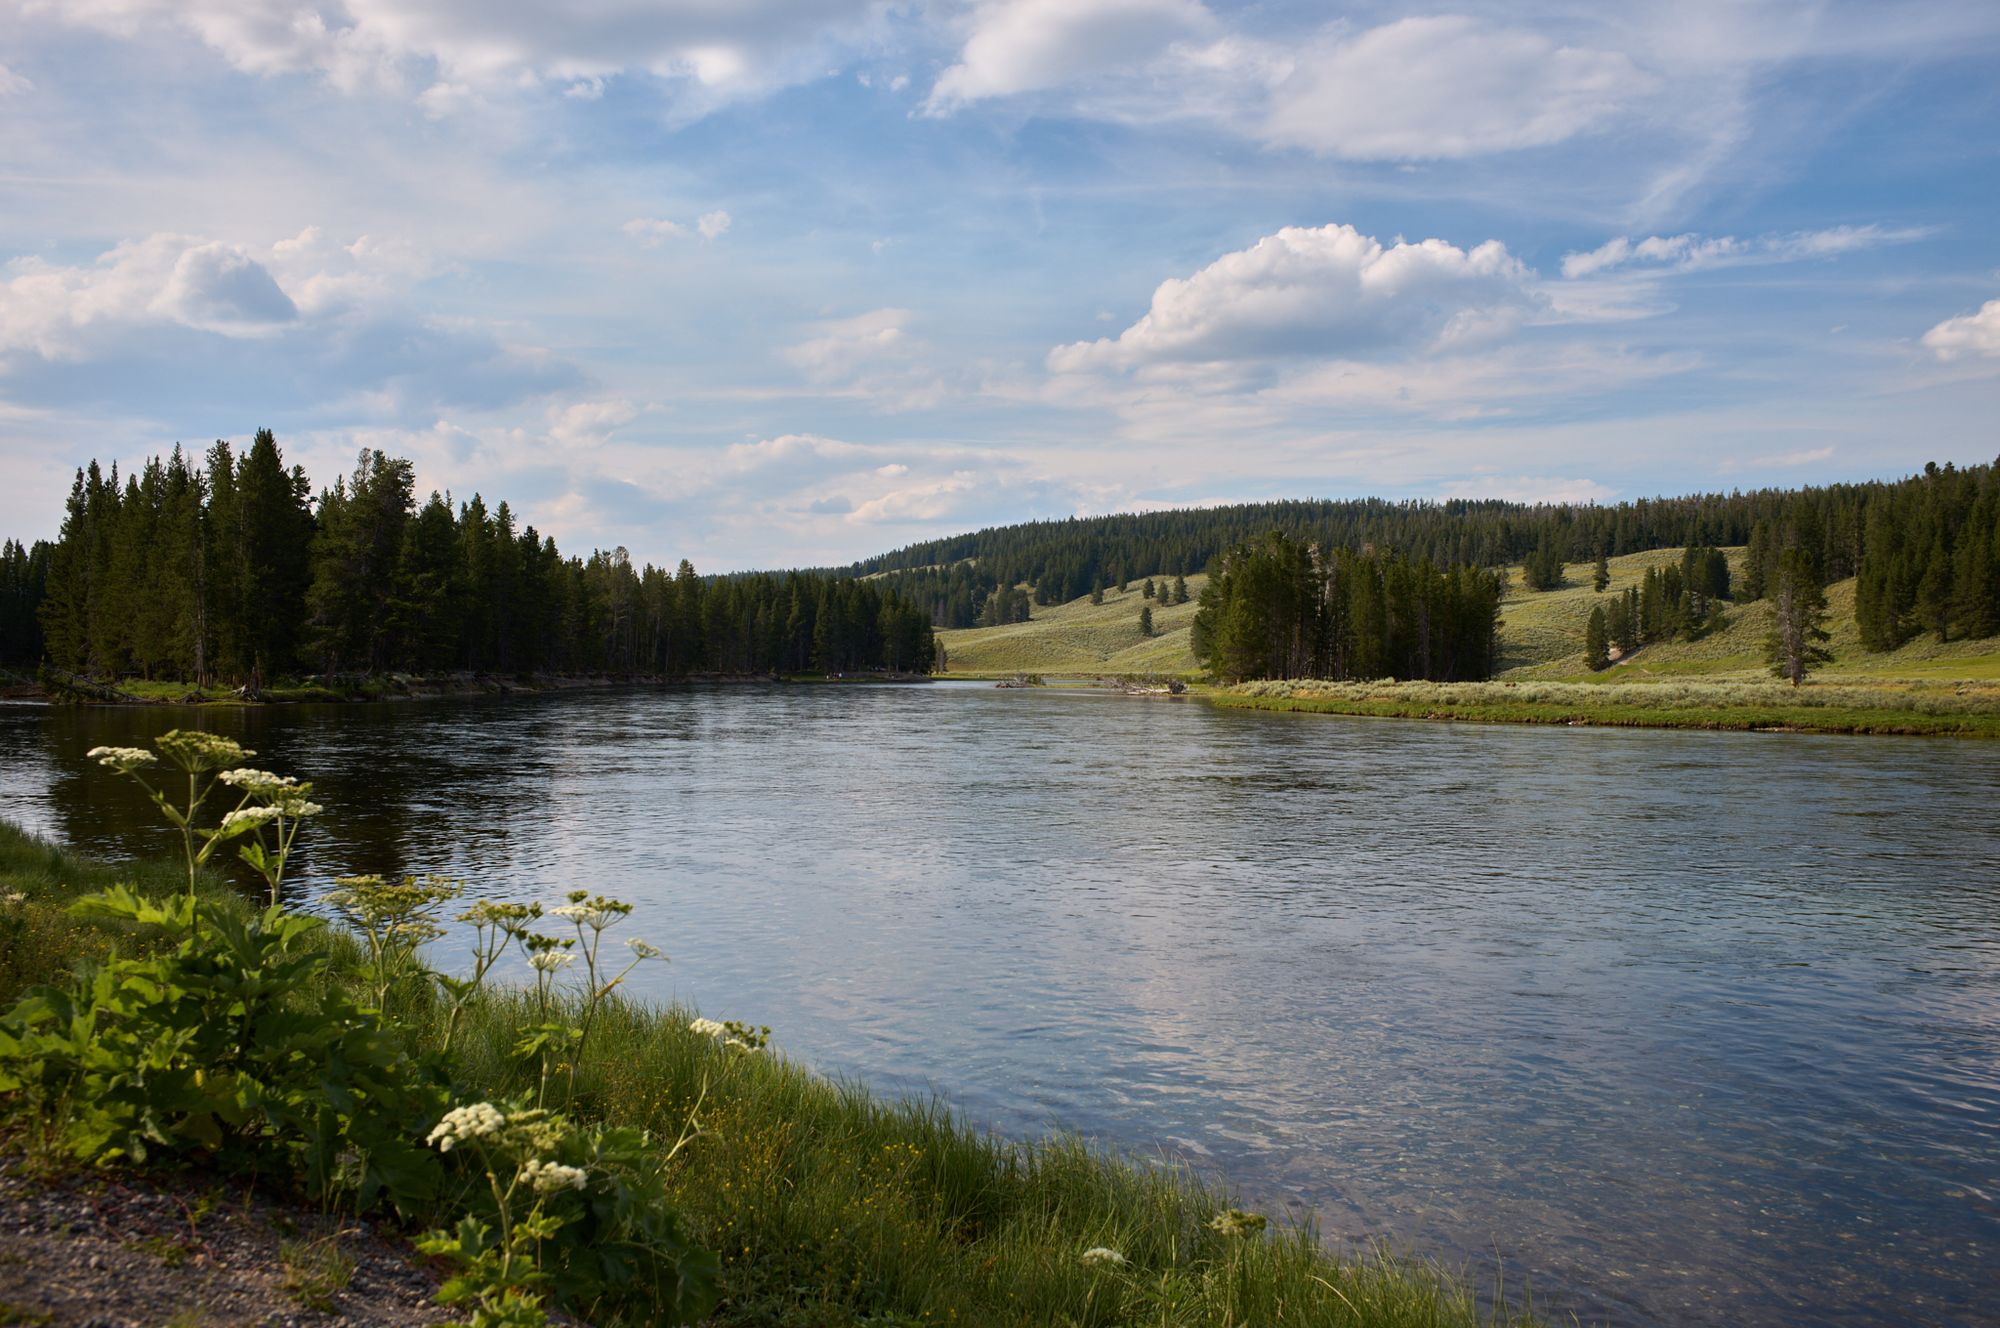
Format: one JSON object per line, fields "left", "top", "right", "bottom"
{"left": 1142, "top": 577, "right": 1155, "bottom": 599}
{"left": 1585, "top": 605, "right": 1610, "bottom": 671}
{"left": 1138, "top": 605, "right": 1153, "bottom": 637}
{"left": 1173, "top": 573, "right": 1188, "bottom": 604}
{"left": 1766, "top": 546, "right": 1832, "bottom": 687}
{"left": 1592, "top": 551, "right": 1609, "bottom": 592}
{"left": 1090, "top": 581, "right": 1104, "bottom": 605}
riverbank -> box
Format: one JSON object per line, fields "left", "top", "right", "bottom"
{"left": 1209, "top": 678, "right": 2000, "bottom": 737}
{"left": 23, "top": 669, "right": 932, "bottom": 706}
{"left": 0, "top": 820, "right": 1532, "bottom": 1328}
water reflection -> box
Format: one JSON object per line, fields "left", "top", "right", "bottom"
{"left": 2, "top": 686, "right": 1997, "bottom": 1328}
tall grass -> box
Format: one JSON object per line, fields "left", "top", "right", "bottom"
{"left": 0, "top": 819, "right": 1534, "bottom": 1328}
{"left": 1216, "top": 678, "right": 2000, "bottom": 736}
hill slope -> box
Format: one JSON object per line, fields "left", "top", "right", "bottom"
{"left": 937, "top": 577, "right": 1206, "bottom": 675}
{"left": 938, "top": 551, "right": 2000, "bottom": 682}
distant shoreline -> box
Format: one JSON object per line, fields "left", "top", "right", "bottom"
{"left": 17, "top": 668, "right": 935, "bottom": 706}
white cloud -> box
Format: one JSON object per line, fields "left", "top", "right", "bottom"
{"left": 622, "top": 217, "right": 689, "bottom": 246}
{"left": 1561, "top": 225, "right": 1930, "bottom": 279}
{"left": 924, "top": 8, "right": 1644, "bottom": 161}
{"left": 0, "top": 234, "right": 298, "bottom": 357}
{"left": 1921, "top": 299, "right": 2000, "bottom": 360}
{"left": 847, "top": 471, "right": 979, "bottom": 524}
{"left": 1049, "top": 223, "right": 1539, "bottom": 374}
{"left": 1261, "top": 16, "right": 1646, "bottom": 159}
{"left": 924, "top": 0, "right": 1211, "bottom": 113}
{"left": 0, "top": 64, "right": 33, "bottom": 95}
{"left": 697, "top": 210, "right": 732, "bottom": 240}
{"left": 780, "top": 307, "right": 956, "bottom": 410}
{"left": 547, "top": 398, "right": 637, "bottom": 448}
{"left": 31, "top": 0, "right": 888, "bottom": 104}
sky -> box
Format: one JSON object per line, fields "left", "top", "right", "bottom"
{"left": 2, "top": 0, "right": 1998, "bottom": 571}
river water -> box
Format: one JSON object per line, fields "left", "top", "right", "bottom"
{"left": 1, "top": 683, "right": 1996, "bottom": 1327}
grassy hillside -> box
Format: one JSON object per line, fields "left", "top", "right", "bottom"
{"left": 937, "top": 551, "right": 2000, "bottom": 684}
{"left": 937, "top": 576, "right": 1206, "bottom": 675}
{"left": 1495, "top": 548, "right": 2000, "bottom": 683}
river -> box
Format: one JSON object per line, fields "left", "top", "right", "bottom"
{"left": 2, "top": 683, "right": 1996, "bottom": 1327}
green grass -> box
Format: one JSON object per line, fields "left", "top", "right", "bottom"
{"left": 938, "top": 577, "right": 1206, "bottom": 676}
{"left": 938, "top": 550, "right": 2000, "bottom": 709}
{"left": 1212, "top": 678, "right": 2000, "bottom": 737}
{"left": 0, "top": 821, "right": 1534, "bottom": 1328}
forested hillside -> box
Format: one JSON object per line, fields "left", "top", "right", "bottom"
{"left": 2, "top": 434, "right": 935, "bottom": 684}
{"left": 860, "top": 461, "right": 2000, "bottom": 637}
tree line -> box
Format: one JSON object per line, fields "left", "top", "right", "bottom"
{"left": 4, "top": 434, "right": 936, "bottom": 683}
{"left": 1190, "top": 533, "right": 1504, "bottom": 683}
{"left": 857, "top": 460, "right": 2000, "bottom": 638}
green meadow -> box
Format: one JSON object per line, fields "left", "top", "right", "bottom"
{"left": 936, "top": 550, "right": 2000, "bottom": 732}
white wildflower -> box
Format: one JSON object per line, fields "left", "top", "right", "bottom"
{"left": 153, "top": 730, "right": 252, "bottom": 771}
{"left": 274, "top": 797, "right": 323, "bottom": 819}
{"left": 219, "top": 806, "right": 282, "bottom": 834}
{"left": 518, "top": 1159, "right": 589, "bottom": 1194}
{"left": 426, "top": 1102, "right": 505, "bottom": 1152}
{"left": 528, "top": 950, "right": 577, "bottom": 973}
{"left": 3, "top": 892, "right": 24, "bottom": 905}
{"left": 625, "top": 938, "right": 664, "bottom": 961}
{"left": 87, "top": 746, "right": 155, "bottom": 772}
{"left": 548, "top": 903, "right": 620, "bottom": 930}
{"left": 218, "top": 768, "right": 298, "bottom": 794}
{"left": 724, "top": 1036, "right": 756, "bottom": 1054}
{"left": 1080, "top": 1247, "right": 1126, "bottom": 1268}
{"left": 688, "top": 1017, "right": 727, "bottom": 1038}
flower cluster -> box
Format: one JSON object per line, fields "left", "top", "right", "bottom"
{"left": 1080, "top": 1247, "right": 1127, "bottom": 1268}
{"left": 688, "top": 1016, "right": 769, "bottom": 1053}
{"left": 547, "top": 890, "right": 634, "bottom": 933}
{"left": 219, "top": 806, "right": 283, "bottom": 835}
{"left": 153, "top": 729, "right": 252, "bottom": 772}
{"left": 528, "top": 950, "right": 577, "bottom": 973}
{"left": 625, "top": 938, "right": 663, "bottom": 961}
{"left": 518, "top": 1159, "right": 589, "bottom": 1194}
{"left": 688, "top": 1018, "right": 727, "bottom": 1038}
{"left": 427, "top": 1102, "right": 506, "bottom": 1152}
{"left": 86, "top": 746, "right": 155, "bottom": 772}
{"left": 1207, "top": 1209, "right": 1267, "bottom": 1238}
{"left": 218, "top": 767, "right": 297, "bottom": 796}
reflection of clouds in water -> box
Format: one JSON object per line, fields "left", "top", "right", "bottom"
{"left": 8, "top": 688, "right": 2000, "bottom": 1328}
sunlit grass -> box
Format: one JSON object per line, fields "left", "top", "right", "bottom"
{"left": 938, "top": 575, "right": 1207, "bottom": 676}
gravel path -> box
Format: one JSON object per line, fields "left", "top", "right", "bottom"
{"left": 0, "top": 1157, "right": 458, "bottom": 1328}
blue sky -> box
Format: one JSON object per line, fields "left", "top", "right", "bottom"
{"left": 2, "top": 0, "right": 1997, "bottom": 570}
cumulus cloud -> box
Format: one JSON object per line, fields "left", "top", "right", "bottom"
{"left": 1049, "top": 223, "right": 1539, "bottom": 374}
{"left": 1561, "top": 224, "right": 1930, "bottom": 279}
{"left": 847, "top": 471, "right": 979, "bottom": 524}
{"left": 32, "top": 0, "right": 887, "bottom": 104}
{"left": 697, "top": 210, "right": 732, "bottom": 240}
{"left": 1921, "top": 299, "right": 2000, "bottom": 360}
{"left": 1261, "top": 16, "right": 1645, "bottom": 159}
{"left": 924, "top": 0, "right": 1211, "bottom": 113}
{"left": 781, "top": 308, "right": 955, "bottom": 410}
{"left": 0, "top": 234, "right": 297, "bottom": 357}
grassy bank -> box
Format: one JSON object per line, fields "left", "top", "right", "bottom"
{"left": 0, "top": 820, "right": 1530, "bottom": 1328}
{"left": 1211, "top": 678, "right": 2000, "bottom": 737}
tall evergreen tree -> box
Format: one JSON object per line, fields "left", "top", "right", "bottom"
{"left": 1766, "top": 547, "right": 1833, "bottom": 687}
